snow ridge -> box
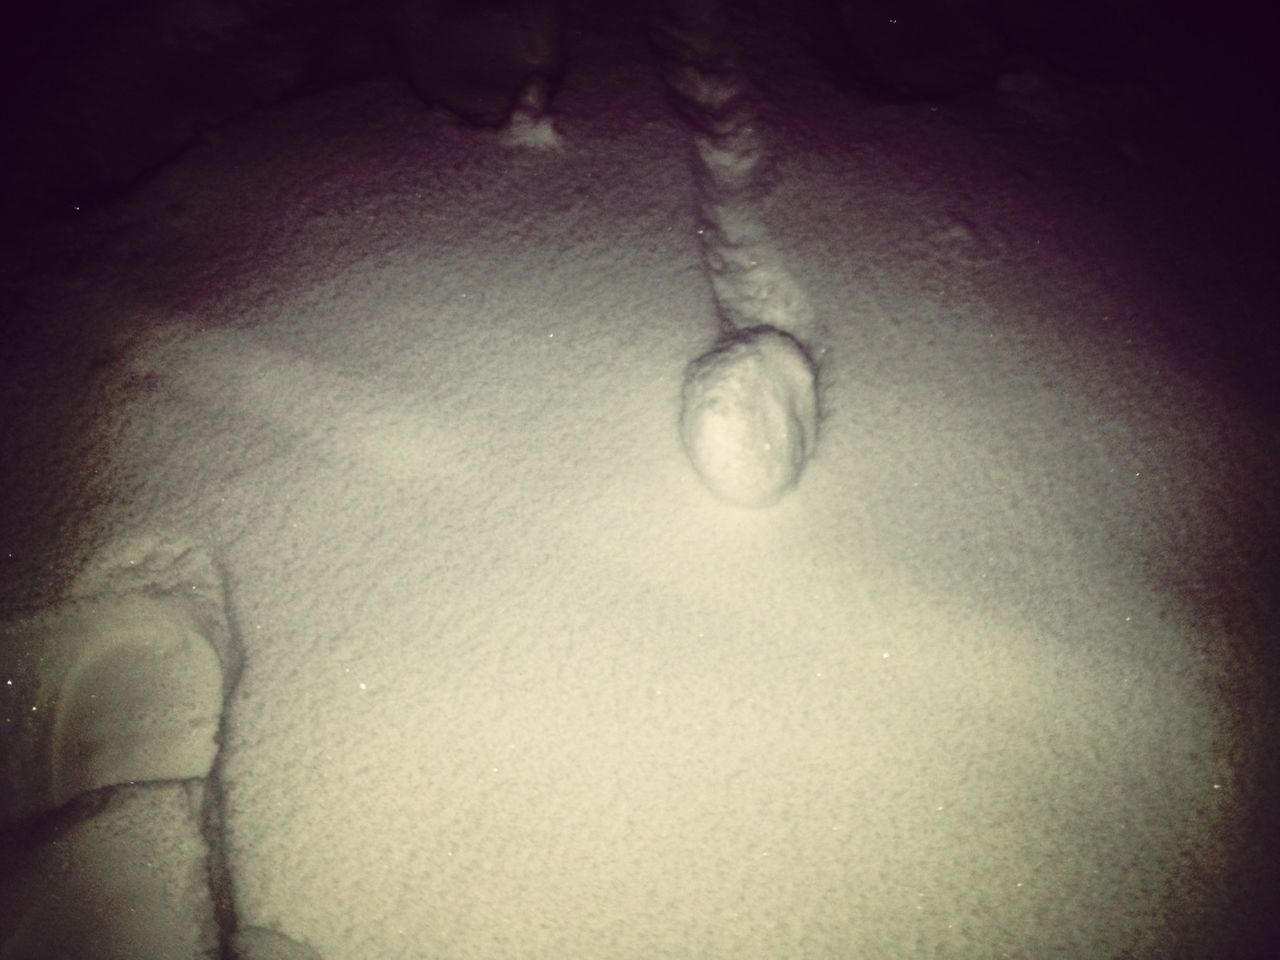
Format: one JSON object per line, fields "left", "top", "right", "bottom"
{"left": 659, "top": 51, "right": 817, "bottom": 341}
{"left": 654, "top": 7, "right": 822, "bottom": 508}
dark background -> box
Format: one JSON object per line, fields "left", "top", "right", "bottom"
{"left": 2, "top": 0, "right": 1275, "bottom": 221}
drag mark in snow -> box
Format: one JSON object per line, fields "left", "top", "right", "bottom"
{"left": 654, "top": 5, "right": 822, "bottom": 508}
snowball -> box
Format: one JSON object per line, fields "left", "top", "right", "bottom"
{"left": 680, "top": 325, "right": 819, "bottom": 508}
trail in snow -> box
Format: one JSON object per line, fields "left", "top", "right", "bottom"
{"left": 655, "top": 4, "right": 823, "bottom": 508}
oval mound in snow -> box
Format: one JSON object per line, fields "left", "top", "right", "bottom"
{"left": 680, "top": 325, "right": 818, "bottom": 508}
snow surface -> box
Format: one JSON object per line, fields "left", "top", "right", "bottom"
{"left": 2, "top": 19, "right": 1275, "bottom": 960}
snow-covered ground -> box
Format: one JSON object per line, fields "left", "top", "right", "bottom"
{"left": 2, "top": 13, "right": 1276, "bottom": 960}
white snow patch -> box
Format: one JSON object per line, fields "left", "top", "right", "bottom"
{"left": 680, "top": 325, "right": 818, "bottom": 507}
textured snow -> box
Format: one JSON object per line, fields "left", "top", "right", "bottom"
{"left": 1, "top": 539, "right": 230, "bottom": 826}
{"left": 1, "top": 20, "right": 1274, "bottom": 960}
{"left": 681, "top": 326, "right": 818, "bottom": 507}
{"left": 0, "top": 785, "right": 216, "bottom": 960}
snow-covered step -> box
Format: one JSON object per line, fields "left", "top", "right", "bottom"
{"left": 2, "top": 539, "right": 234, "bottom": 827}
{"left": 0, "top": 783, "right": 217, "bottom": 960}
